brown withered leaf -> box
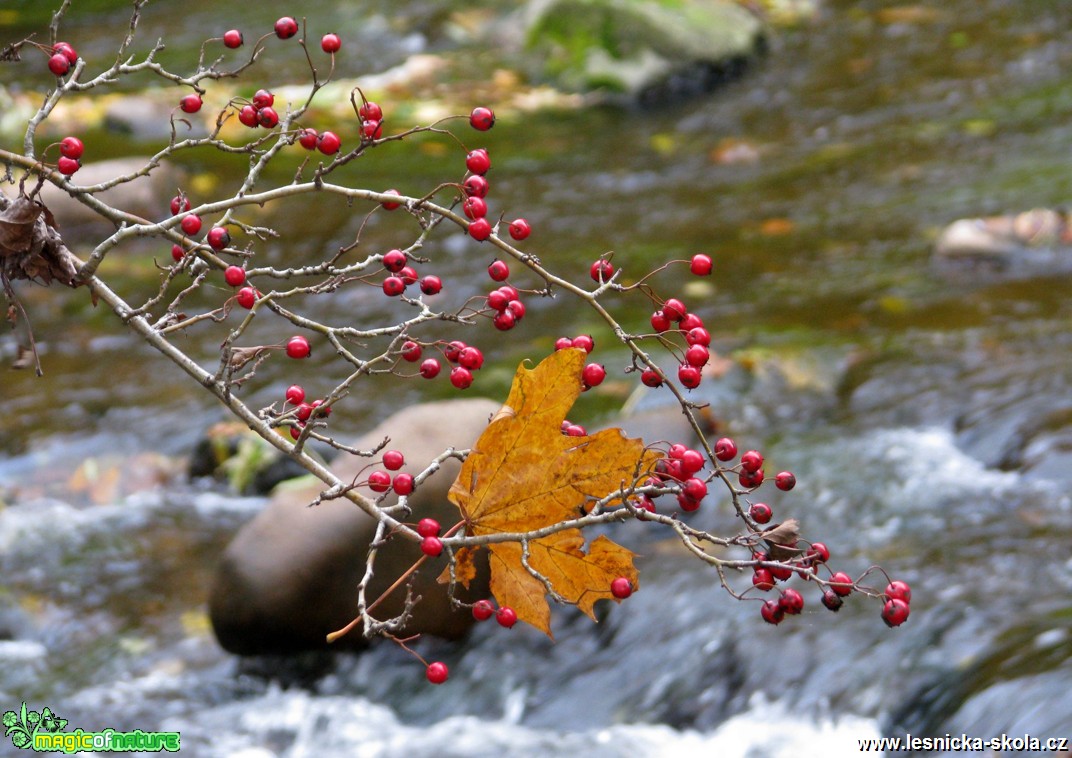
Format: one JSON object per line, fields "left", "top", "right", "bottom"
{"left": 448, "top": 348, "right": 662, "bottom": 637}
{"left": 0, "top": 192, "right": 81, "bottom": 287}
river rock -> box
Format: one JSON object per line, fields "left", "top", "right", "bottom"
{"left": 932, "top": 208, "right": 1072, "bottom": 279}
{"left": 209, "top": 398, "right": 500, "bottom": 655}
{"left": 523, "top": 0, "right": 766, "bottom": 100}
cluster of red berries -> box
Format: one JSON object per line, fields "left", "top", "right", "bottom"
{"left": 53, "top": 136, "right": 83, "bottom": 177}
{"left": 378, "top": 247, "right": 443, "bottom": 300}
{"left": 45, "top": 40, "right": 78, "bottom": 77}
{"left": 237, "top": 89, "right": 280, "bottom": 130}
{"left": 282, "top": 383, "right": 331, "bottom": 439}
{"left": 397, "top": 339, "right": 485, "bottom": 389}
{"left": 551, "top": 335, "right": 606, "bottom": 390}
{"left": 366, "top": 448, "right": 417, "bottom": 499}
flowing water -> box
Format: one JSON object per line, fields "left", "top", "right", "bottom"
{"left": 2, "top": 1, "right": 1072, "bottom": 755}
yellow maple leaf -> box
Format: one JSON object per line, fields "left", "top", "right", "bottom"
{"left": 448, "top": 348, "right": 661, "bottom": 636}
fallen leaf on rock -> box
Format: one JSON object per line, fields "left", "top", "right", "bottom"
{"left": 448, "top": 348, "right": 661, "bottom": 636}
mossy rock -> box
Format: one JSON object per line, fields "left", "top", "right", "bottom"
{"left": 525, "top": 0, "right": 765, "bottom": 99}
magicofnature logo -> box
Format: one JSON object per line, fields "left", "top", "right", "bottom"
{"left": 3, "top": 702, "right": 180, "bottom": 753}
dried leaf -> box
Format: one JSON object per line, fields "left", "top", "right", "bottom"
{"left": 0, "top": 192, "right": 81, "bottom": 287}
{"left": 448, "top": 349, "right": 661, "bottom": 636}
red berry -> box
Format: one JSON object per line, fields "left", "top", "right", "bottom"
{"left": 382, "top": 249, "right": 407, "bottom": 273}
{"left": 486, "top": 289, "right": 510, "bottom": 311}
{"left": 685, "top": 344, "right": 710, "bottom": 368}
{"left": 714, "top": 437, "right": 737, "bottom": 461}
{"left": 426, "top": 661, "right": 449, "bottom": 685}
{"left": 252, "top": 88, "right": 275, "bottom": 109}
{"left": 274, "top": 16, "right": 299, "bottom": 39}
{"left": 469, "top": 217, "right": 492, "bottom": 241}
{"left": 401, "top": 341, "right": 422, "bottom": 362}
{"left": 507, "top": 298, "right": 525, "bottom": 321}
{"left": 564, "top": 424, "right": 586, "bottom": 437}
{"left": 444, "top": 341, "right": 467, "bottom": 363}
{"left": 310, "top": 399, "right": 331, "bottom": 418}
{"left": 416, "top": 517, "right": 440, "bottom": 537}
{"left": 296, "top": 403, "right": 314, "bottom": 422}
{"left": 806, "top": 542, "right": 831, "bottom": 564}
{"left": 400, "top": 268, "right": 420, "bottom": 287}
{"left": 681, "top": 477, "right": 708, "bottom": 501}
{"left": 680, "top": 449, "right": 705, "bottom": 476}
{"left": 53, "top": 42, "right": 78, "bottom": 64}
{"left": 223, "top": 29, "right": 244, "bottom": 48}
{"left": 59, "top": 136, "right": 84, "bottom": 160}
{"left": 382, "top": 276, "right": 406, "bottom": 297}
{"left": 509, "top": 218, "right": 531, "bottom": 241}
{"left": 285, "top": 385, "right": 305, "bottom": 405}
{"left": 770, "top": 563, "right": 793, "bottom": 582}
{"left": 463, "top": 196, "right": 487, "bottom": 220}
{"left": 487, "top": 259, "right": 510, "bottom": 281}
{"left": 317, "top": 130, "right": 341, "bottom": 155}
{"left": 235, "top": 287, "right": 257, "bottom": 309}
{"left": 650, "top": 311, "right": 672, "bottom": 333}
{"left": 56, "top": 156, "right": 80, "bottom": 176}
{"left": 48, "top": 53, "right": 70, "bottom": 76}
{"left": 181, "top": 214, "right": 202, "bottom": 236}
{"left": 358, "top": 101, "right": 382, "bottom": 121}
{"left": 590, "top": 260, "right": 615, "bottom": 282}
{"left": 469, "top": 106, "right": 495, "bottom": 131}
{"left": 257, "top": 107, "right": 279, "bottom": 128}
{"left": 296, "top": 128, "right": 318, "bottom": 150}
{"left": 170, "top": 195, "right": 191, "bottom": 215}
{"left": 641, "top": 368, "right": 663, "bottom": 388}
{"left": 458, "top": 346, "right": 484, "bottom": 370}
{"left": 554, "top": 337, "right": 574, "bottom": 351}
{"left": 779, "top": 588, "right": 804, "bottom": 615}
{"left": 463, "top": 174, "right": 489, "bottom": 198}
{"left": 465, "top": 148, "right": 491, "bottom": 175}
{"left": 450, "top": 366, "right": 473, "bottom": 389}
{"left": 753, "top": 569, "right": 775, "bottom": 592}
{"left": 761, "top": 599, "right": 785, "bottom": 625}
{"left": 289, "top": 424, "right": 304, "bottom": 440}
{"left": 885, "top": 580, "right": 912, "bottom": 605}
{"left": 238, "top": 104, "right": 259, "bottom": 127}
{"left": 321, "top": 33, "right": 341, "bottom": 53}
{"left": 582, "top": 363, "right": 606, "bottom": 389}
{"left": 739, "top": 469, "right": 764, "bottom": 488}
{"left": 472, "top": 599, "right": 495, "bottom": 621}
{"left": 678, "top": 364, "right": 701, "bottom": 389}
{"left": 381, "top": 189, "right": 402, "bottom": 210}
{"left": 223, "top": 265, "right": 246, "bottom": 287}
{"left": 180, "top": 94, "right": 202, "bottom": 113}
{"left": 171, "top": 245, "right": 185, "bottom": 262}
{"left": 285, "top": 335, "right": 311, "bottom": 359}
{"left": 496, "top": 606, "right": 518, "bottom": 628}
{"left": 209, "top": 226, "right": 231, "bottom": 250}
{"left": 677, "top": 493, "right": 701, "bottom": 512}
{"left": 881, "top": 598, "right": 911, "bottom": 627}
{"left": 419, "top": 275, "right": 442, "bottom": 296}
{"left": 749, "top": 502, "right": 772, "bottom": 524}
{"left": 367, "top": 470, "right": 391, "bottom": 493}
{"left": 571, "top": 335, "right": 594, "bottom": 353}
{"left": 662, "top": 298, "right": 687, "bottom": 322}
{"left": 741, "top": 450, "right": 764, "bottom": 474}
{"left": 419, "top": 358, "right": 440, "bottom": 378}
{"left": 610, "top": 577, "right": 633, "bottom": 599}
{"left": 690, "top": 253, "right": 713, "bottom": 275}
{"left": 775, "top": 471, "right": 796, "bottom": 491}
{"left": 421, "top": 536, "right": 444, "bottom": 557}
{"left": 686, "top": 327, "right": 711, "bottom": 347}
{"left": 829, "top": 571, "right": 854, "bottom": 597}
{"left": 492, "top": 311, "right": 516, "bottom": 331}
{"left": 821, "top": 589, "right": 844, "bottom": 612}
{"left": 361, "top": 119, "right": 383, "bottom": 140}
{"left": 392, "top": 473, "right": 414, "bottom": 496}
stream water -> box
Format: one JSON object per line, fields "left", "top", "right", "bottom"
{"left": 2, "top": 1, "right": 1072, "bottom": 755}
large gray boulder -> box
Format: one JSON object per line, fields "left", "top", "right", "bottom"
{"left": 209, "top": 398, "right": 499, "bottom": 655}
